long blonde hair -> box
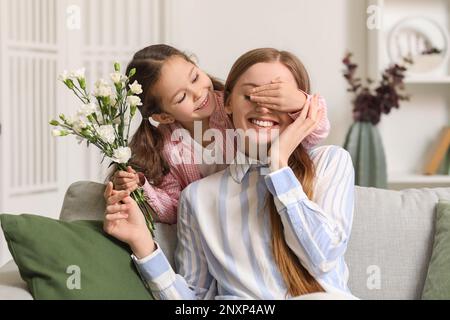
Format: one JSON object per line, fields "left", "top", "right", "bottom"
{"left": 223, "top": 48, "right": 325, "bottom": 297}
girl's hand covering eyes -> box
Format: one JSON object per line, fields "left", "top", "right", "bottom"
{"left": 269, "top": 94, "right": 323, "bottom": 171}
{"left": 248, "top": 77, "right": 308, "bottom": 113}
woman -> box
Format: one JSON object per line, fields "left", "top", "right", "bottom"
{"left": 110, "top": 44, "right": 330, "bottom": 224}
{"left": 103, "top": 48, "right": 356, "bottom": 300}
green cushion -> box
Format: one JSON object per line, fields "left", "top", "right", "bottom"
{"left": 0, "top": 214, "right": 153, "bottom": 300}
{"left": 422, "top": 200, "right": 450, "bottom": 299}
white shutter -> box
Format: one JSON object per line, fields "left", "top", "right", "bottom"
{"left": 0, "top": 0, "right": 63, "bottom": 266}
{"left": 0, "top": 0, "right": 164, "bottom": 266}
{"left": 80, "top": 0, "right": 161, "bottom": 183}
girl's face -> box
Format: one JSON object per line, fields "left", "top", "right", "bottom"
{"left": 151, "top": 56, "right": 216, "bottom": 125}
{"left": 225, "top": 62, "right": 296, "bottom": 151}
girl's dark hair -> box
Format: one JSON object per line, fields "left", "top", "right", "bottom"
{"left": 224, "top": 48, "right": 325, "bottom": 297}
{"left": 108, "top": 44, "right": 223, "bottom": 185}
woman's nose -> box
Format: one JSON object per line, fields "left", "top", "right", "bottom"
{"left": 255, "top": 104, "right": 271, "bottom": 114}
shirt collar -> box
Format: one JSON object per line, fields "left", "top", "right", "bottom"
{"left": 229, "top": 151, "right": 270, "bottom": 183}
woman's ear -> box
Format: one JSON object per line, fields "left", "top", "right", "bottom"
{"left": 151, "top": 113, "right": 175, "bottom": 124}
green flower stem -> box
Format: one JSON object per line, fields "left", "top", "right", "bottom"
{"left": 70, "top": 87, "right": 88, "bottom": 104}
{"left": 96, "top": 97, "right": 107, "bottom": 124}
{"left": 125, "top": 114, "right": 132, "bottom": 144}
{"left": 117, "top": 163, "right": 155, "bottom": 237}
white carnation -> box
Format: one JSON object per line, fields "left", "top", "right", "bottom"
{"left": 70, "top": 68, "right": 85, "bottom": 80}
{"left": 72, "top": 117, "right": 88, "bottom": 133}
{"left": 127, "top": 95, "right": 142, "bottom": 107}
{"left": 97, "top": 124, "right": 116, "bottom": 144}
{"left": 110, "top": 72, "right": 124, "bottom": 84}
{"left": 111, "top": 147, "right": 131, "bottom": 164}
{"left": 77, "top": 102, "right": 99, "bottom": 117}
{"left": 93, "top": 79, "right": 113, "bottom": 98}
{"left": 93, "top": 85, "right": 112, "bottom": 98}
{"left": 94, "top": 79, "right": 108, "bottom": 87}
{"left": 129, "top": 80, "right": 143, "bottom": 95}
{"left": 58, "top": 70, "right": 69, "bottom": 82}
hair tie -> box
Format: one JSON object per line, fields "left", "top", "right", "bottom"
{"left": 148, "top": 116, "right": 160, "bottom": 128}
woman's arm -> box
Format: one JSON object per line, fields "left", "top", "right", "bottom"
{"left": 131, "top": 189, "right": 216, "bottom": 300}
{"left": 264, "top": 146, "right": 355, "bottom": 277}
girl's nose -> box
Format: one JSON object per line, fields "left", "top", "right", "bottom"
{"left": 192, "top": 86, "right": 203, "bottom": 101}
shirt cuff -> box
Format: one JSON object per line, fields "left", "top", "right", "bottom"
{"left": 264, "top": 167, "right": 308, "bottom": 210}
{"left": 131, "top": 241, "right": 177, "bottom": 291}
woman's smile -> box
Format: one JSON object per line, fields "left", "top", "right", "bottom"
{"left": 248, "top": 116, "right": 280, "bottom": 130}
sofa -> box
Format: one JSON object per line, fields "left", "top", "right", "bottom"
{"left": 0, "top": 181, "right": 449, "bottom": 300}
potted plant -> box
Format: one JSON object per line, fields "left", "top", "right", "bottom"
{"left": 342, "top": 53, "right": 411, "bottom": 188}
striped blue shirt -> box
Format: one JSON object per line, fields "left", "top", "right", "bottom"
{"left": 132, "top": 145, "right": 356, "bottom": 299}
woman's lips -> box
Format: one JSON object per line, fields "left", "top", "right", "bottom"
{"left": 248, "top": 118, "right": 280, "bottom": 129}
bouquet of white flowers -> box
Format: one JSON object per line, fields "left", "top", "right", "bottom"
{"left": 50, "top": 62, "right": 155, "bottom": 236}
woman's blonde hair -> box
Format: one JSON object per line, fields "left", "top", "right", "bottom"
{"left": 223, "top": 48, "right": 324, "bottom": 297}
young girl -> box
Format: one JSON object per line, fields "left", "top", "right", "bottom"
{"left": 103, "top": 48, "right": 356, "bottom": 299}
{"left": 111, "top": 44, "right": 330, "bottom": 224}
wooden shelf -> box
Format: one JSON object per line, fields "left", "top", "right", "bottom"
{"left": 404, "top": 76, "right": 450, "bottom": 84}
{"left": 389, "top": 173, "right": 450, "bottom": 184}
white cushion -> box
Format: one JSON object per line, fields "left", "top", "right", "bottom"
{"left": 0, "top": 260, "right": 32, "bottom": 300}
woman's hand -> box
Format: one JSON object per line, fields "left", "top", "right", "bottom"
{"left": 269, "top": 94, "right": 323, "bottom": 171}
{"left": 112, "top": 166, "right": 141, "bottom": 193}
{"left": 248, "top": 77, "right": 308, "bottom": 113}
{"left": 103, "top": 181, "right": 155, "bottom": 259}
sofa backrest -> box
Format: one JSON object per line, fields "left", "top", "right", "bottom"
{"left": 347, "top": 186, "right": 450, "bottom": 299}
{"left": 59, "top": 181, "right": 178, "bottom": 268}
{"left": 59, "top": 181, "right": 450, "bottom": 300}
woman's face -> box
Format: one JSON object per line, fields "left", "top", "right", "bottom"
{"left": 225, "top": 61, "right": 296, "bottom": 154}
{"left": 152, "top": 56, "right": 216, "bottom": 124}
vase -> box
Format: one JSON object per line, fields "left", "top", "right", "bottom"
{"left": 343, "top": 121, "right": 388, "bottom": 189}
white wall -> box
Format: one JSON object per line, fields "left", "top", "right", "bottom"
{"left": 164, "top": 0, "right": 368, "bottom": 147}
{"left": 0, "top": 0, "right": 372, "bottom": 266}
